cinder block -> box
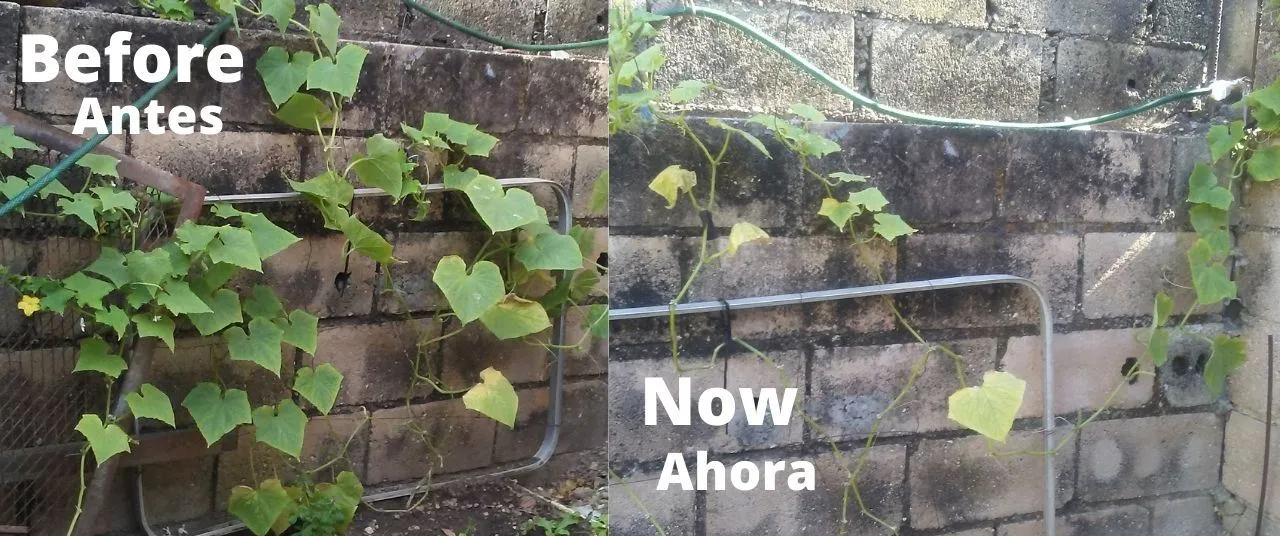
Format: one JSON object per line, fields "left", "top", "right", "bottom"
{"left": 1222, "top": 410, "right": 1280, "bottom": 517}
{"left": 521, "top": 56, "right": 606, "bottom": 138}
{"left": 705, "top": 446, "right": 906, "bottom": 534}
{"left": 230, "top": 233, "right": 375, "bottom": 319}
{"left": 95, "top": 456, "right": 216, "bottom": 532}
{"left": 573, "top": 144, "right": 608, "bottom": 219}
{"left": 131, "top": 131, "right": 303, "bottom": 195}
{"left": 1152, "top": 495, "right": 1222, "bottom": 536}
{"left": 1003, "top": 328, "right": 1154, "bottom": 418}
{"left": 989, "top": 0, "right": 1048, "bottom": 31}
{"left": 384, "top": 43, "right": 531, "bottom": 134}
{"left": 998, "top": 505, "right": 1149, "bottom": 536}
{"left": 1005, "top": 130, "right": 1174, "bottom": 224}
{"left": 366, "top": 398, "right": 497, "bottom": 484}
{"left": 312, "top": 319, "right": 438, "bottom": 406}
{"left": 494, "top": 379, "right": 607, "bottom": 462}
{"left": 440, "top": 320, "right": 551, "bottom": 387}
{"left": 996, "top": 517, "right": 1067, "bottom": 536}
{"left": 306, "top": 0, "right": 401, "bottom": 39}
{"left": 0, "top": 2, "right": 16, "bottom": 108}
{"left": 1078, "top": 413, "right": 1222, "bottom": 501}
{"left": 608, "top": 353, "right": 725, "bottom": 463}
{"left": 301, "top": 411, "right": 371, "bottom": 478}
{"left": 1152, "top": 0, "right": 1215, "bottom": 44}
{"left": 608, "top": 120, "right": 802, "bottom": 231}
{"left": 1053, "top": 39, "right": 1205, "bottom": 128}
{"left": 1259, "top": 31, "right": 1280, "bottom": 86}
{"left": 898, "top": 233, "right": 1079, "bottom": 327}
{"left": 1244, "top": 170, "right": 1280, "bottom": 228}
{"left": 654, "top": 1, "right": 858, "bottom": 115}
{"left": 608, "top": 472, "right": 697, "bottom": 536}
{"left": 1159, "top": 324, "right": 1221, "bottom": 408}
{"left": 909, "top": 430, "right": 1075, "bottom": 529}
{"left": 870, "top": 22, "right": 1042, "bottom": 122}
{"left": 689, "top": 236, "right": 894, "bottom": 302}
{"left": 564, "top": 305, "right": 607, "bottom": 377}
{"left": 1047, "top": 0, "right": 1145, "bottom": 38}
{"left": 20, "top": 7, "right": 221, "bottom": 116}
{"left": 809, "top": 339, "right": 998, "bottom": 439}
{"left": 1082, "top": 233, "right": 1199, "bottom": 319}
{"left": 1238, "top": 232, "right": 1280, "bottom": 327}
{"left": 377, "top": 231, "right": 486, "bottom": 314}
{"left": 608, "top": 235, "right": 685, "bottom": 309}
{"left": 719, "top": 349, "right": 806, "bottom": 451}
{"left": 546, "top": 0, "right": 608, "bottom": 47}
{"left": 401, "top": 0, "right": 536, "bottom": 50}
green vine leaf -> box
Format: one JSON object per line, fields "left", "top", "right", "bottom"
{"left": 1188, "top": 205, "right": 1229, "bottom": 234}
{"left": 209, "top": 226, "right": 263, "bottom": 272}
{"left": 228, "top": 479, "right": 293, "bottom": 536}
{"left": 726, "top": 222, "right": 771, "bottom": 256}
{"left": 274, "top": 92, "right": 336, "bottom": 131}
{"left": 947, "top": 370, "right": 1026, "bottom": 442}
{"left": 1153, "top": 291, "right": 1173, "bottom": 327}
{"left": 75, "top": 415, "right": 131, "bottom": 465}
{"left": 260, "top": 0, "right": 296, "bottom": 33}
{"left": 848, "top": 187, "right": 890, "bottom": 212}
{"left": 225, "top": 318, "right": 286, "bottom": 376}
{"left": 1146, "top": 328, "right": 1170, "bottom": 367}
{"left": 339, "top": 216, "right": 395, "bottom": 264}
{"left": 125, "top": 248, "right": 175, "bottom": 287}
{"left": 90, "top": 187, "right": 136, "bottom": 213}
{"left": 188, "top": 288, "right": 244, "bottom": 336}
{"left": 158, "top": 280, "right": 213, "bottom": 315}
{"left": 648, "top": 165, "right": 696, "bottom": 209}
{"left": 277, "top": 309, "right": 319, "bottom": 355}
{"left": 433, "top": 256, "right": 505, "bottom": 324}
{"left": 240, "top": 212, "right": 302, "bottom": 259}
{"left": 1187, "top": 163, "right": 1233, "bottom": 210}
{"left": 479, "top": 295, "right": 552, "bottom": 340}
{"left": 515, "top": 226, "right": 584, "bottom": 271}
{"left": 62, "top": 272, "right": 113, "bottom": 311}
{"left": 1187, "top": 239, "right": 1236, "bottom": 304}
{"left": 462, "top": 367, "right": 518, "bottom": 428}
{"left": 873, "top": 213, "right": 917, "bottom": 241}
{"left": 589, "top": 170, "right": 609, "bottom": 214}
{"left": 818, "top": 198, "right": 858, "bottom": 230}
{"left": 244, "top": 285, "right": 286, "bottom": 320}
{"left": 257, "top": 47, "right": 314, "bottom": 108}
{"left": 352, "top": 134, "right": 413, "bottom": 200}
{"left": 57, "top": 193, "right": 100, "bottom": 231}
{"left": 1249, "top": 144, "right": 1280, "bottom": 182}
{"left": 132, "top": 314, "right": 176, "bottom": 351}
{"left": 182, "top": 383, "right": 253, "bottom": 446}
{"left": 667, "top": 80, "right": 707, "bottom": 104}
{"left": 314, "top": 472, "right": 362, "bottom": 532}
{"left": 78, "top": 154, "right": 121, "bottom": 178}
{"left": 74, "top": 338, "right": 126, "bottom": 379}
{"left": 707, "top": 118, "right": 770, "bottom": 158}
{"left": 1207, "top": 121, "right": 1245, "bottom": 162}
{"left": 126, "top": 384, "right": 176, "bottom": 427}
{"left": 85, "top": 248, "right": 130, "bottom": 288}
{"left": 306, "top": 44, "right": 368, "bottom": 98}
{"left": 305, "top": 3, "right": 342, "bottom": 56}
{"left": 585, "top": 303, "right": 608, "bottom": 339}
{"left": 0, "top": 125, "right": 38, "bottom": 157}
{"left": 444, "top": 166, "right": 545, "bottom": 232}
{"left": 790, "top": 103, "right": 826, "bottom": 122}
{"left": 294, "top": 363, "right": 343, "bottom": 415}
{"left": 290, "top": 171, "right": 355, "bottom": 207}
{"left": 252, "top": 399, "right": 307, "bottom": 458}
{"left": 1205, "top": 334, "right": 1246, "bottom": 396}
{"left": 95, "top": 306, "right": 129, "bottom": 339}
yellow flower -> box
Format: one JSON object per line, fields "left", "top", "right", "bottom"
{"left": 18, "top": 295, "right": 40, "bottom": 317}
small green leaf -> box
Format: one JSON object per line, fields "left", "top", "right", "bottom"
{"left": 667, "top": 80, "right": 707, "bottom": 104}
{"left": 306, "top": 44, "right": 369, "bottom": 99}
{"left": 726, "top": 222, "right": 770, "bottom": 256}
{"left": 228, "top": 479, "right": 292, "bottom": 536}
{"left": 0, "top": 175, "right": 29, "bottom": 202}
{"left": 1146, "top": 328, "right": 1170, "bottom": 367}
{"left": 243, "top": 285, "right": 285, "bottom": 320}
{"left": 585, "top": 303, "right": 608, "bottom": 339}
{"left": 1188, "top": 205, "right": 1229, "bottom": 234}
{"left": 225, "top": 318, "right": 285, "bottom": 376}
{"left": 351, "top": 134, "right": 412, "bottom": 200}
{"left": 818, "top": 197, "right": 858, "bottom": 230}
{"left": 132, "top": 314, "right": 176, "bottom": 351}
{"left": 947, "top": 370, "right": 1026, "bottom": 442}
{"left": 209, "top": 227, "right": 263, "bottom": 271}
{"left": 182, "top": 382, "right": 253, "bottom": 446}
{"left": 95, "top": 306, "right": 129, "bottom": 339}
{"left": 92, "top": 186, "right": 135, "bottom": 213}
{"left": 790, "top": 103, "right": 826, "bottom": 122}
{"left": 1208, "top": 121, "right": 1245, "bottom": 162}
{"left": 479, "top": 295, "right": 552, "bottom": 340}
{"left": 706, "top": 118, "right": 771, "bottom": 158}
{"left": 290, "top": 171, "right": 355, "bottom": 207}
{"left": 873, "top": 213, "right": 917, "bottom": 241}
{"left": 277, "top": 309, "right": 318, "bottom": 355}
{"left": 75, "top": 415, "right": 131, "bottom": 465}
{"left": 648, "top": 165, "right": 696, "bottom": 209}
{"left": 1205, "top": 335, "right": 1246, "bottom": 396}
{"left": 274, "top": 92, "right": 335, "bottom": 131}
{"left": 1187, "top": 163, "right": 1233, "bottom": 210}
{"left": 433, "top": 256, "right": 505, "bottom": 324}
{"left": 294, "top": 363, "right": 343, "bottom": 415}
{"left": 74, "top": 338, "right": 126, "bottom": 379}
{"left": 157, "top": 280, "right": 212, "bottom": 315}
{"left": 0, "top": 125, "right": 38, "bottom": 157}
{"left": 1153, "top": 291, "right": 1174, "bottom": 326}
{"left": 340, "top": 216, "right": 395, "bottom": 264}
{"left": 848, "top": 187, "right": 890, "bottom": 212}
{"left": 126, "top": 384, "right": 175, "bottom": 427}
{"left": 589, "top": 170, "right": 608, "bottom": 214}
{"left": 85, "top": 248, "right": 130, "bottom": 288}
{"left": 188, "top": 288, "right": 243, "bottom": 336}
{"left": 125, "top": 248, "right": 175, "bottom": 287}
{"left": 62, "top": 272, "right": 113, "bottom": 311}
{"left": 77, "top": 154, "right": 121, "bottom": 178}
{"left": 256, "top": 47, "right": 314, "bottom": 108}
{"left": 462, "top": 367, "right": 518, "bottom": 428}
{"left": 260, "top": 0, "right": 296, "bottom": 33}
{"left": 515, "top": 228, "right": 584, "bottom": 271}
{"left": 252, "top": 399, "right": 307, "bottom": 458}
{"left": 305, "top": 3, "right": 341, "bottom": 55}
{"left": 240, "top": 212, "right": 301, "bottom": 259}
{"left": 1250, "top": 144, "right": 1280, "bottom": 182}
{"left": 57, "top": 193, "right": 100, "bottom": 231}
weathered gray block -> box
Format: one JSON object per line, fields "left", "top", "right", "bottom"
{"left": 20, "top": 7, "right": 222, "bottom": 116}
{"left": 522, "top": 56, "right": 607, "bottom": 138}
{"left": 1000, "top": 504, "right": 1151, "bottom": 536}
{"left": 440, "top": 320, "right": 551, "bottom": 386}
{"left": 608, "top": 353, "right": 726, "bottom": 463}
{"left": 655, "top": 0, "right": 858, "bottom": 115}
{"left": 688, "top": 236, "right": 894, "bottom": 302}
{"left": 1082, "top": 233, "right": 1200, "bottom": 319}
{"left": 96, "top": 457, "right": 217, "bottom": 532}
{"left": 306, "top": 0, "right": 401, "bottom": 39}
{"left": 377, "top": 231, "right": 486, "bottom": 314}
{"left": 1004, "top": 328, "right": 1154, "bottom": 418}
{"left": 910, "top": 430, "right": 1075, "bottom": 529}
{"left": 1047, "top": 0, "right": 1145, "bottom": 38}
{"left": 1004, "top": 130, "right": 1174, "bottom": 224}
{"left": 705, "top": 446, "right": 907, "bottom": 534}
{"left": 494, "top": 380, "right": 607, "bottom": 462}
{"left": 0, "top": 2, "right": 16, "bottom": 108}
{"left": 367, "top": 398, "right": 497, "bottom": 484}
{"left": 1245, "top": 166, "right": 1280, "bottom": 228}
{"left": 1078, "top": 413, "right": 1222, "bottom": 501}
{"left": 720, "top": 350, "right": 806, "bottom": 451}
{"left": 898, "top": 233, "right": 1079, "bottom": 328}
{"left": 1219, "top": 0, "right": 1262, "bottom": 80}
{"left": 608, "top": 473, "right": 697, "bottom": 536}
{"left": 238, "top": 233, "right": 376, "bottom": 319}
{"left": 301, "top": 411, "right": 370, "bottom": 476}
{"left": 1153, "top": 495, "right": 1222, "bottom": 536}
{"left": 989, "top": 0, "right": 1048, "bottom": 31}
{"left": 546, "top": 0, "right": 607, "bottom": 47}
{"left": 1053, "top": 39, "right": 1205, "bottom": 128}
{"left": 1152, "top": 0, "right": 1215, "bottom": 44}
{"left": 870, "top": 22, "right": 1042, "bottom": 122}
{"left": 131, "top": 131, "right": 303, "bottom": 195}
{"left": 1227, "top": 327, "right": 1278, "bottom": 420}
{"left": 1159, "top": 324, "right": 1220, "bottom": 407}
{"left": 1223, "top": 411, "right": 1280, "bottom": 522}
{"left": 788, "top": 0, "right": 986, "bottom": 26}
{"left": 312, "top": 319, "right": 438, "bottom": 406}
{"left": 565, "top": 304, "right": 608, "bottom": 376}
{"left": 608, "top": 235, "right": 685, "bottom": 309}
{"left": 573, "top": 144, "right": 608, "bottom": 219}
{"left": 809, "top": 339, "right": 997, "bottom": 439}
{"left": 384, "top": 43, "right": 531, "bottom": 134}
{"left": 402, "top": 0, "right": 536, "bottom": 50}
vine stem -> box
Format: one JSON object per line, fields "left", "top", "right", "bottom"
{"left": 65, "top": 446, "right": 89, "bottom": 536}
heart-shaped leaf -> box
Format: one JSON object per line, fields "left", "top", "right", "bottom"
{"left": 260, "top": 0, "right": 296, "bottom": 32}
{"left": 444, "top": 167, "right": 544, "bottom": 232}
{"left": 188, "top": 289, "right": 243, "bottom": 336}
{"left": 182, "top": 383, "right": 252, "bottom": 446}
{"left": 515, "top": 227, "right": 584, "bottom": 271}
{"left": 256, "top": 48, "right": 311, "bottom": 108}
{"left": 228, "top": 479, "right": 293, "bottom": 536}
{"left": 75, "top": 414, "right": 131, "bottom": 465}
{"left": 462, "top": 367, "right": 518, "bottom": 428}
{"left": 277, "top": 309, "right": 318, "bottom": 355}
{"left": 479, "top": 295, "right": 552, "bottom": 340}
{"left": 294, "top": 363, "right": 343, "bottom": 415}
{"left": 306, "top": 44, "right": 368, "bottom": 98}
{"left": 74, "top": 338, "right": 126, "bottom": 379}
{"left": 126, "top": 383, "right": 176, "bottom": 427}
{"left": 873, "top": 213, "right": 917, "bottom": 241}
{"left": 433, "top": 256, "right": 505, "bottom": 324}
{"left": 225, "top": 318, "right": 285, "bottom": 376}
{"left": 274, "top": 92, "right": 335, "bottom": 132}
{"left": 947, "top": 370, "right": 1026, "bottom": 442}
{"left": 818, "top": 197, "right": 859, "bottom": 230}
{"left": 158, "top": 280, "right": 213, "bottom": 315}
{"left": 252, "top": 399, "right": 307, "bottom": 458}
{"left": 132, "top": 314, "right": 176, "bottom": 351}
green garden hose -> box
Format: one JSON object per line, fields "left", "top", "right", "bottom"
{"left": 402, "top": 0, "right": 609, "bottom": 51}
{"left": 0, "top": 15, "right": 236, "bottom": 218}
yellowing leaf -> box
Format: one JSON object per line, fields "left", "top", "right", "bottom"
{"left": 462, "top": 367, "right": 518, "bottom": 428}
{"left": 726, "top": 222, "right": 771, "bottom": 256}
{"left": 818, "top": 197, "right": 858, "bottom": 230}
{"left": 648, "top": 165, "right": 696, "bottom": 209}
{"left": 947, "top": 370, "right": 1026, "bottom": 442}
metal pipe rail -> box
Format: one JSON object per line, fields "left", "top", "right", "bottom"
{"left": 132, "top": 178, "right": 573, "bottom": 536}
{"left": 608, "top": 274, "right": 1058, "bottom": 536}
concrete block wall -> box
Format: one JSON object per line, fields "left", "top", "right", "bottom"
{"left": 608, "top": 120, "right": 1226, "bottom": 534}
{"left": 0, "top": 2, "right": 606, "bottom": 533}
{"left": 648, "top": 0, "right": 1217, "bottom": 129}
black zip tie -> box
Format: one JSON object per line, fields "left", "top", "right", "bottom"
{"left": 700, "top": 209, "right": 719, "bottom": 241}
{"left": 718, "top": 298, "right": 733, "bottom": 345}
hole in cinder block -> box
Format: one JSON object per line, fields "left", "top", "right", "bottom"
{"left": 597, "top": 252, "right": 608, "bottom": 269}
{"left": 1121, "top": 357, "right": 1140, "bottom": 384}
{"left": 1126, "top": 78, "right": 1138, "bottom": 89}
{"left": 1172, "top": 354, "right": 1190, "bottom": 375}
{"left": 1195, "top": 353, "right": 1209, "bottom": 375}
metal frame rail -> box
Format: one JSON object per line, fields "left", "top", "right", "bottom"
{"left": 608, "top": 274, "right": 1058, "bottom": 536}
{"left": 129, "top": 178, "right": 574, "bottom": 536}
